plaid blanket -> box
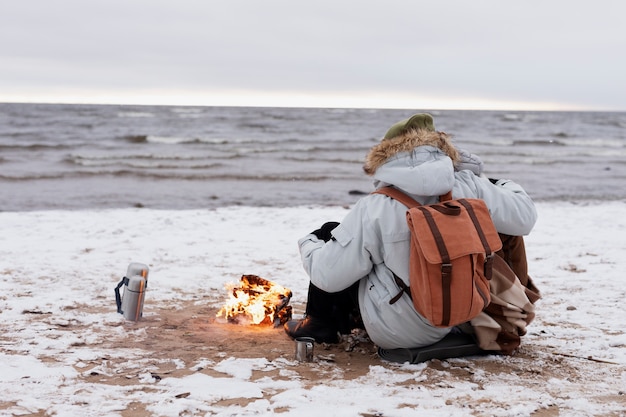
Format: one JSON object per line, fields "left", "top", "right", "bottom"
{"left": 471, "top": 255, "right": 541, "bottom": 354}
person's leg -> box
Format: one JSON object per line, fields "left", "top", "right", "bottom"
{"left": 331, "top": 281, "right": 362, "bottom": 334}
{"left": 284, "top": 281, "right": 360, "bottom": 343}
{"left": 303, "top": 282, "right": 339, "bottom": 320}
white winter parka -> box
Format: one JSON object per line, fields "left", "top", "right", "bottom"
{"left": 298, "top": 130, "right": 537, "bottom": 349}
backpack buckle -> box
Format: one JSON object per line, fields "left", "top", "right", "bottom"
{"left": 484, "top": 254, "right": 494, "bottom": 280}
{"left": 441, "top": 263, "right": 453, "bottom": 280}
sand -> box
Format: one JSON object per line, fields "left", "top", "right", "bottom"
{"left": 1, "top": 202, "right": 625, "bottom": 416}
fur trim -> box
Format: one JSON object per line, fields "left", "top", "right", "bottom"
{"left": 363, "top": 129, "right": 460, "bottom": 175}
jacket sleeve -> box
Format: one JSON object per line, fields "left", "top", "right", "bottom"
{"left": 298, "top": 200, "right": 376, "bottom": 293}
{"left": 455, "top": 171, "right": 537, "bottom": 236}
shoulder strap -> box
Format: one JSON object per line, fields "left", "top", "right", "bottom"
{"left": 371, "top": 187, "right": 417, "bottom": 305}
{"left": 439, "top": 191, "right": 453, "bottom": 202}
{"left": 457, "top": 198, "right": 496, "bottom": 280}
{"left": 417, "top": 206, "right": 453, "bottom": 326}
{"left": 372, "top": 186, "right": 455, "bottom": 309}
{"left": 389, "top": 273, "right": 412, "bottom": 305}
{"left": 372, "top": 186, "right": 420, "bottom": 208}
{"left": 373, "top": 186, "right": 453, "bottom": 207}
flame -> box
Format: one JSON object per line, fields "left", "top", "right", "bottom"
{"left": 216, "top": 275, "right": 292, "bottom": 325}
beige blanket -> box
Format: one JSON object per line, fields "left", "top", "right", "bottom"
{"left": 471, "top": 255, "right": 541, "bottom": 354}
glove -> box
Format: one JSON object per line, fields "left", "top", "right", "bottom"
{"left": 455, "top": 148, "right": 484, "bottom": 176}
{"left": 489, "top": 178, "right": 511, "bottom": 186}
{"left": 311, "top": 222, "right": 339, "bottom": 242}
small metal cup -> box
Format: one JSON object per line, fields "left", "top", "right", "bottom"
{"left": 294, "top": 336, "right": 315, "bottom": 362}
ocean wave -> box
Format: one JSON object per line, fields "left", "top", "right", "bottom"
{"left": 122, "top": 135, "right": 228, "bottom": 145}
{"left": 562, "top": 137, "right": 626, "bottom": 148}
{"left": 0, "top": 143, "right": 72, "bottom": 151}
{"left": 464, "top": 136, "right": 624, "bottom": 149}
{"left": 236, "top": 122, "right": 276, "bottom": 130}
{"left": 67, "top": 153, "right": 216, "bottom": 161}
{"left": 0, "top": 170, "right": 342, "bottom": 182}
{"left": 147, "top": 135, "right": 202, "bottom": 144}
{"left": 486, "top": 155, "right": 626, "bottom": 166}
{"left": 68, "top": 158, "right": 224, "bottom": 169}
{"left": 502, "top": 113, "right": 522, "bottom": 121}
{"left": 171, "top": 107, "right": 204, "bottom": 113}
{"left": 227, "top": 145, "right": 364, "bottom": 155}
{"left": 607, "top": 120, "right": 626, "bottom": 128}
{"left": 512, "top": 139, "right": 567, "bottom": 146}
{"left": 116, "top": 111, "right": 155, "bottom": 118}
{"left": 119, "top": 135, "right": 367, "bottom": 153}
{"left": 282, "top": 156, "right": 363, "bottom": 164}
{"left": 514, "top": 137, "right": 626, "bottom": 148}
{"left": 121, "top": 135, "right": 265, "bottom": 146}
{"left": 171, "top": 108, "right": 205, "bottom": 118}
{"left": 0, "top": 172, "right": 69, "bottom": 181}
{"left": 123, "top": 135, "right": 200, "bottom": 145}
{"left": 122, "top": 135, "right": 149, "bottom": 143}
{"left": 454, "top": 137, "right": 516, "bottom": 147}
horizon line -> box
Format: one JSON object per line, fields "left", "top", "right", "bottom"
{"left": 1, "top": 92, "right": 622, "bottom": 112}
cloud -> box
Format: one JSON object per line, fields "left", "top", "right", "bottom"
{"left": 1, "top": 0, "right": 625, "bottom": 109}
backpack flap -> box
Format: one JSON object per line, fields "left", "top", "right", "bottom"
{"left": 407, "top": 199, "right": 502, "bottom": 263}
{"left": 406, "top": 198, "right": 502, "bottom": 327}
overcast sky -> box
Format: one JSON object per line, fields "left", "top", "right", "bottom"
{"left": 1, "top": 0, "right": 625, "bottom": 110}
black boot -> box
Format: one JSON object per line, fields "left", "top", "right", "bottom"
{"left": 284, "top": 316, "right": 340, "bottom": 343}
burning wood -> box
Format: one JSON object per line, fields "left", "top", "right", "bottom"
{"left": 216, "top": 275, "right": 292, "bottom": 326}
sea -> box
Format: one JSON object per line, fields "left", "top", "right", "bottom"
{"left": 1, "top": 102, "right": 625, "bottom": 211}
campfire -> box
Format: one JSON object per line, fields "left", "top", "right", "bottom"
{"left": 216, "top": 275, "right": 292, "bottom": 326}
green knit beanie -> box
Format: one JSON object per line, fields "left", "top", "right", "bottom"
{"left": 383, "top": 113, "right": 435, "bottom": 140}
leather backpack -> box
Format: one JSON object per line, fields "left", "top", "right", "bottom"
{"left": 374, "top": 186, "right": 502, "bottom": 328}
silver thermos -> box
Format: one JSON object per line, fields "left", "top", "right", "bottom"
{"left": 115, "top": 262, "right": 149, "bottom": 321}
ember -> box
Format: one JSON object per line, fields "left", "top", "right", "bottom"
{"left": 216, "top": 275, "right": 292, "bottom": 326}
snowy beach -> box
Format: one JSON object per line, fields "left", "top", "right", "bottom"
{"left": 1, "top": 201, "right": 625, "bottom": 416}
{"left": 3, "top": 1, "right": 626, "bottom": 414}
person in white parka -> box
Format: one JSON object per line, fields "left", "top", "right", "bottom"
{"left": 284, "top": 113, "right": 537, "bottom": 350}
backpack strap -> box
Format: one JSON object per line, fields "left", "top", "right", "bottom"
{"left": 439, "top": 190, "right": 453, "bottom": 202}
{"left": 373, "top": 186, "right": 452, "bottom": 306}
{"left": 390, "top": 273, "right": 412, "bottom": 304}
{"left": 372, "top": 186, "right": 420, "bottom": 208}
{"left": 457, "top": 199, "right": 496, "bottom": 280}
{"left": 372, "top": 187, "right": 418, "bottom": 305}
{"left": 417, "top": 206, "right": 454, "bottom": 326}
{"left": 373, "top": 186, "right": 452, "bottom": 206}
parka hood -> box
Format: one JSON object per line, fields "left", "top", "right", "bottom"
{"left": 362, "top": 129, "right": 461, "bottom": 197}
{"left": 363, "top": 129, "right": 459, "bottom": 175}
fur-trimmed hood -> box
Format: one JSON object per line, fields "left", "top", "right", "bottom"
{"left": 362, "top": 129, "right": 461, "bottom": 198}
{"left": 363, "top": 129, "right": 460, "bottom": 175}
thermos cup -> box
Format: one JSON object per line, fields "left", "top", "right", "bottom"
{"left": 295, "top": 337, "right": 315, "bottom": 362}
{"left": 115, "top": 262, "right": 149, "bottom": 321}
